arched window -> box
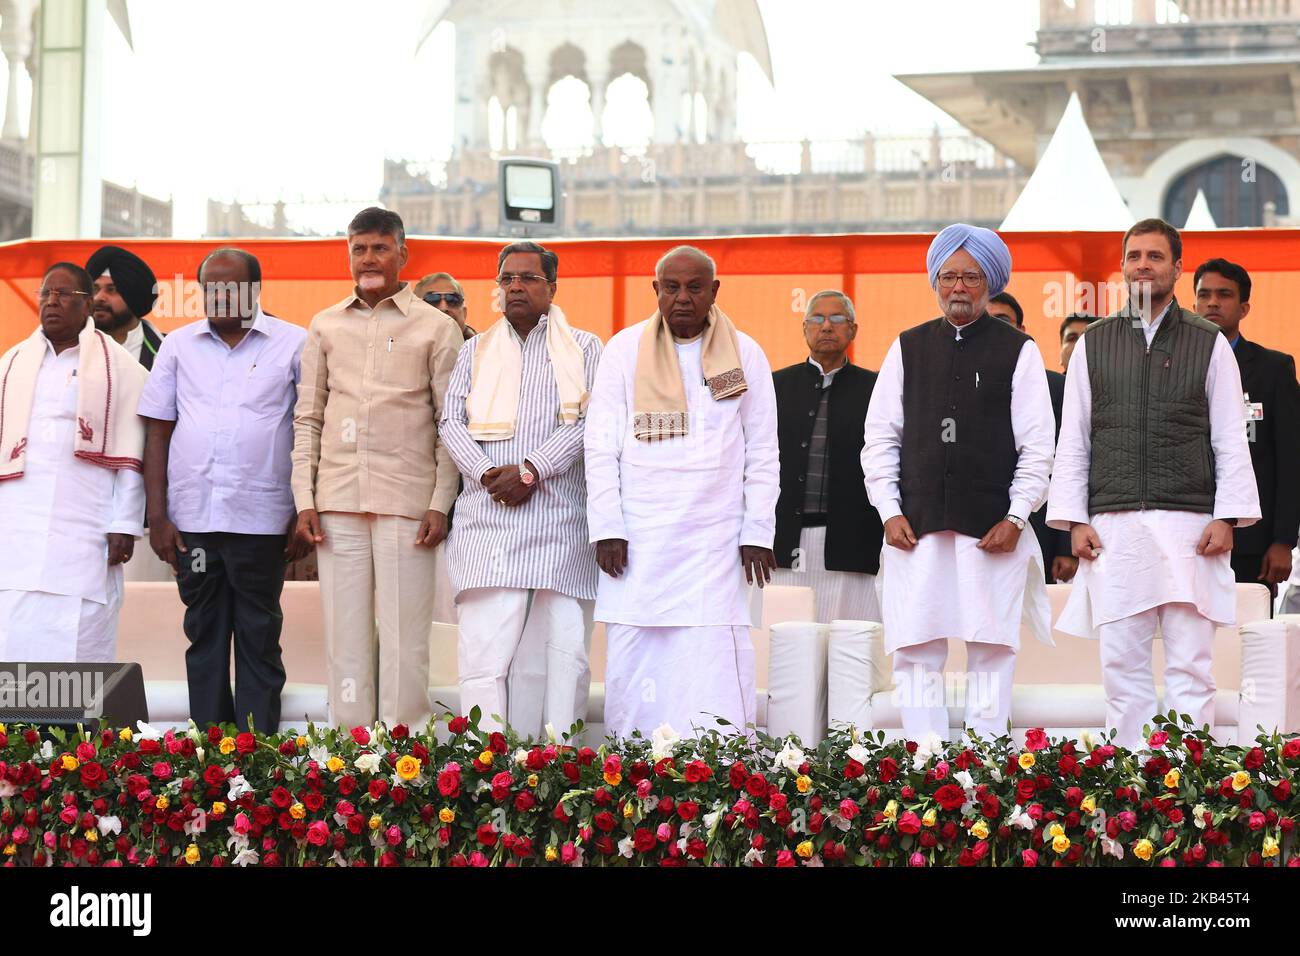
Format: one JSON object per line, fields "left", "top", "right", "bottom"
{"left": 1163, "top": 154, "right": 1289, "bottom": 228}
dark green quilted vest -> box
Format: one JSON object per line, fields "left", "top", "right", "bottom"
{"left": 1085, "top": 300, "right": 1220, "bottom": 515}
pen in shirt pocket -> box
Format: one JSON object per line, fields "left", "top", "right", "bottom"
{"left": 388, "top": 337, "right": 394, "bottom": 352}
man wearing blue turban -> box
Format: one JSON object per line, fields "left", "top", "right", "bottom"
{"left": 861, "top": 223, "right": 1056, "bottom": 745}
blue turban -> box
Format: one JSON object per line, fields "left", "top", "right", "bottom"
{"left": 925, "top": 223, "right": 1012, "bottom": 296}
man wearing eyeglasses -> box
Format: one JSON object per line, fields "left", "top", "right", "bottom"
{"left": 439, "top": 241, "right": 601, "bottom": 738}
{"left": 415, "top": 273, "right": 476, "bottom": 340}
{"left": 863, "top": 223, "right": 1055, "bottom": 745}
{"left": 770, "top": 291, "right": 884, "bottom": 624}
{"left": 291, "top": 207, "right": 463, "bottom": 733}
{"left": 0, "top": 264, "right": 148, "bottom": 662}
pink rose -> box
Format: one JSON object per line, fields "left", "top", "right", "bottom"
{"left": 560, "top": 842, "right": 577, "bottom": 865}
{"left": 909, "top": 852, "right": 925, "bottom": 867}
{"left": 1024, "top": 728, "right": 1048, "bottom": 752}
{"left": 306, "top": 821, "right": 330, "bottom": 846}
{"left": 1147, "top": 730, "right": 1168, "bottom": 748}
{"left": 233, "top": 813, "right": 251, "bottom": 835}
{"left": 385, "top": 825, "right": 402, "bottom": 846}
{"left": 1022, "top": 849, "right": 1038, "bottom": 867}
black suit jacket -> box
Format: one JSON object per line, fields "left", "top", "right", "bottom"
{"left": 772, "top": 360, "right": 884, "bottom": 574}
{"left": 1232, "top": 335, "right": 1300, "bottom": 555}
{"left": 1029, "top": 369, "right": 1071, "bottom": 581}
{"left": 139, "top": 319, "right": 164, "bottom": 371}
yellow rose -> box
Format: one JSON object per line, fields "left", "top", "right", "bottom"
{"left": 184, "top": 844, "right": 201, "bottom": 865}
{"left": 1164, "top": 768, "right": 1180, "bottom": 789}
{"left": 326, "top": 756, "right": 345, "bottom": 774}
{"left": 219, "top": 737, "right": 236, "bottom": 755}
{"left": 395, "top": 755, "right": 421, "bottom": 781}
{"left": 623, "top": 802, "right": 635, "bottom": 818}
{"left": 0, "top": 723, "right": 5, "bottom": 735}
{"left": 922, "top": 808, "right": 938, "bottom": 828}
{"left": 604, "top": 771, "right": 623, "bottom": 787}
{"left": 1018, "top": 752, "right": 1036, "bottom": 771}
{"left": 84, "top": 829, "right": 98, "bottom": 843}
{"left": 60, "top": 754, "right": 79, "bottom": 771}
{"left": 1080, "top": 796, "right": 1096, "bottom": 815}
{"left": 211, "top": 802, "right": 226, "bottom": 817}
{"left": 883, "top": 800, "right": 898, "bottom": 820}
{"left": 971, "top": 820, "right": 990, "bottom": 840}
{"left": 2, "top": 844, "right": 14, "bottom": 856}
{"left": 795, "top": 775, "right": 812, "bottom": 794}
{"left": 1048, "top": 823, "right": 1065, "bottom": 839}
{"left": 289, "top": 802, "right": 306, "bottom": 820}
{"left": 1052, "top": 834, "right": 1070, "bottom": 854}
{"left": 118, "top": 727, "right": 132, "bottom": 742}
{"left": 296, "top": 736, "right": 308, "bottom": 749}
{"left": 796, "top": 840, "right": 814, "bottom": 859}
{"left": 1263, "top": 836, "right": 1279, "bottom": 858}
{"left": 155, "top": 795, "right": 170, "bottom": 811}
{"left": 527, "top": 774, "right": 539, "bottom": 788}
{"left": 1232, "top": 771, "right": 1250, "bottom": 792}
{"left": 1133, "top": 839, "right": 1153, "bottom": 861}
{"left": 478, "top": 749, "right": 494, "bottom": 767}
{"left": 369, "top": 814, "right": 383, "bottom": 830}
{"left": 545, "top": 845, "right": 559, "bottom": 862}
{"left": 438, "top": 807, "right": 455, "bottom": 824}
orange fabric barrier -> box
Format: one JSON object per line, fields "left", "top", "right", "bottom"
{"left": 3, "top": 231, "right": 1299, "bottom": 373}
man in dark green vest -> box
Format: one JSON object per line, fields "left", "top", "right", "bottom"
{"left": 1046, "top": 219, "right": 1260, "bottom": 750}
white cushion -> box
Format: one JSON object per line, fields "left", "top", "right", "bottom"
{"left": 766, "top": 621, "right": 828, "bottom": 745}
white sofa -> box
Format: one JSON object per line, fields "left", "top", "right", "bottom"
{"left": 116, "top": 581, "right": 818, "bottom": 737}
{"left": 836, "top": 583, "right": 1300, "bottom": 745}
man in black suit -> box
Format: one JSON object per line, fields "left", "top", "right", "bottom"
{"left": 771, "top": 290, "right": 884, "bottom": 622}
{"left": 988, "top": 291, "right": 1076, "bottom": 583}
{"left": 1194, "top": 258, "right": 1300, "bottom": 598}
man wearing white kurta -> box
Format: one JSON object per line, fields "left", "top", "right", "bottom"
{"left": 439, "top": 242, "right": 602, "bottom": 738}
{"left": 585, "top": 246, "right": 780, "bottom": 740}
{"left": 863, "top": 224, "right": 1055, "bottom": 744}
{"left": 0, "top": 264, "right": 148, "bottom": 662}
{"left": 1047, "top": 219, "right": 1260, "bottom": 750}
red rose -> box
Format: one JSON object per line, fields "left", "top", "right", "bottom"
{"left": 206, "top": 726, "right": 223, "bottom": 745}
{"left": 1016, "top": 779, "right": 1036, "bottom": 802}
{"left": 1244, "top": 747, "right": 1265, "bottom": 770}
{"left": 878, "top": 757, "right": 898, "bottom": 784}
{"left": 514, "top": 791, "right": 535, "bottom": 813}
{"left": 744, "top": 774, "right": 767, "bottom": 797}
{"left": 151, "top": 762, "right": 172, "bottom": 781}
{"left": 1282, "top": 738, "right": 1300, "bottom": 761}
{"left": 303, "top": 791, "right": 325, "bottom": 813}
{"left": 933, "top": 784, "right": 965, "bottom": 811}
{"left": 306, "top": 821, "right": 329, "bottom": 846}
{"left": 368, "top": 779, "right": 388, "bottom": 800}
{"left": 843, "top": 760, "right": 864, "bottom": 780}
{"left": 776, "top": 850, "right": 795, "bottom": 867}
{"left": 448, "top": 716, "right": 469, "bottom": 735}
{"left": 203, "top": 765, "right": 226, "bottom": 787}
{"left": 980, "top": 795, "right": 1000, "bottom": 819}
{"left": 686, "top": 838, "right": 707, "bottom": 860}
{"left": 489, "top": 732, "right": 508, "bottom": 755}
{"left": 350, "top": 726, "right": 370, "bottom": 746}
{"left": 729, "top": 762, "right": 748, "bottom": 789}
{"left": 684, "top": 761, "right": 712, "bottom": 783}
{"left": 677, "top": 800, "right": 699, "bottom": 821}
{"left": 897, "top": 811, "right": 921, "bottom": 834}
{"left": 1273, "top": 779, "right": 1292, "bottom": 801}
{"left": 594, "top": 811, "right": 616, "bottom": 832}
{"left": 577, "top": 747, "right": 597, "bottom": 766}
{"left": 80, "top": 763, "right": 106, "bottom": 789}
{"left": 1024, "top": 728, "right": 1048, "bottom": 751}
{"left": 390, "top": 724, "right": 409, "bottom": 740}
{"left": 562, "top": 762, "right": 579, "bottom": 782}
{"left": 476, "top": 823, "right": 498, "bottom": 846}
{"left": 633, "top": 828, "right": 656, "bottom": 853}
{"left": 234, "top": 732, "right": 256, "bottom": 756}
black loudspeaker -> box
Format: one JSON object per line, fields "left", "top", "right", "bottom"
{"left": 0, "top": 662, "right": 149, "bottom": 737}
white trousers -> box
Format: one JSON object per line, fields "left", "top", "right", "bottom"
{"left": 1098, "top": 602, "right": 1216, "bottom": 750}
{"left": 0, "top": 570, "right": 123, "bottom": 663}
{"left": 891, "top": 638, "right": 1016, "bottom": 743}
{"left": 604, "top": 624, "right": 756, "bottom": 741}
{"left": 769, "top": 525, "right": 882, "bottom": 624}
{"left": 316, "top": 512, "right": 437, "bottom": 731}
{"left": 456, "top": 587, "right": 592, "bottom": 738}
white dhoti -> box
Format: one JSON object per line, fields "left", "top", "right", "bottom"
{"left": 769, "top": 524, "right": 881, "bottom": 624}
{"left": 879, "top": 529, "right": 1049, "bottom": 742}
{"left": 603, "top": 624, "right": 757, "bottom": 740}
{"left": 0, "top": 567, "right": 124, "bottom": 663}
{"left": 456, "top": 587, "right": 592, "bottom": 739}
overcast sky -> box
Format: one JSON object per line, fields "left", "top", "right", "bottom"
{"left": 5, "top": 0, "right": 1042, "bottom": 236}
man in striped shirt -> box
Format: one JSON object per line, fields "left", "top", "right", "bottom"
{"left": 439, "top": 241, "right": 603, "bottom": 738}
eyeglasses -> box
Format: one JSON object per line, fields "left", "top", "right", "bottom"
{"left": 804, "top": 313, "right": 852, "bottom": 327}
{"left": 423, "top": 292, "right": 465, "bottom": 307}
{"left": 496, "top": 273, "right": 549, "bottom": 289}
{"left": 936, "top": 271, "right": 986, "bottom": 290}
{"left": 36, "top": 288, "right": 92, "bottom": 304}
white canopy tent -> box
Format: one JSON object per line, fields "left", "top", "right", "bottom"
{"left": 1184, "top": 189, "right": 1219, "bottom": 229}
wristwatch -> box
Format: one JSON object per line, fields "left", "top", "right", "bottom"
{"left": 519, "top": 463, "right": 536, "bottom": 486}
{"left": 1004, "top": 514, "right": 1025, "bottom": 530}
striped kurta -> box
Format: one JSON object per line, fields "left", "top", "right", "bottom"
{"left": 438, "top": 316, "right": 602, "bottom": 601}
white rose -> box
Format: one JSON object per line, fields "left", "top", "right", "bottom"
{"left": 773, "top": 738, "right": 806, "bottom": 774}
{"left": 97, "top": 815, "right": 122, "bottom": 836}
{"left": 354, "top": 753, "right": 381, "bottom": 774}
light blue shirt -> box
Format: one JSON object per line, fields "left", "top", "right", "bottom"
{"left": 137, "top": 310, "right": 306, "bottom": 534}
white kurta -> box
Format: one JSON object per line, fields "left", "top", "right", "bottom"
{"left": 862, "top": 329, "right": 1056, "bottom": 654}
{"left": 584, "top": 321, "right": 780, "bottom": 627}
{"left": 0, "top": 342, "right": 145, "bottom": 660}
{"left": 1046, "top": 319, "right": 1261, "bottom": 636}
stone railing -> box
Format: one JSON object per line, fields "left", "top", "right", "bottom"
{"left": 1040, "top": 0, "right": 1300, "bottom": 27}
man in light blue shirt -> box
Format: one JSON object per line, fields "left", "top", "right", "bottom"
{"left": 138, "top": 247, "right": 310, "bottom": 732}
